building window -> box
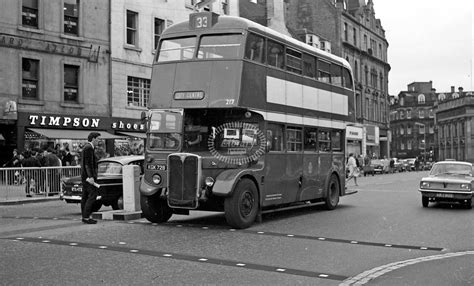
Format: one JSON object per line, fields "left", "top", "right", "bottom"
{"left": 400, "top": 125, "right": 404, "bottom": 135}
{"left": 407, "top": 140, "right": 412, "bottom": 150}
{"left": 22, "top": 0, "right": 39, "bottom": 28}
{"left": 418, "top": 94, "right": 425, "bottom": 104}
{"left": 126, "top": 10, "right": 138, "bottom": 46}
{"left": 407, "top": 124, "right": 411, "bottom": 135}
{"left": 343, "top": 22, "right": 348, "bottom": 41}
{"left": 400, "top": 142, "right": 405, "bottom": 150}
{"left": 418, "top": 109, "right": 424, "bottom": 118}
{"left": 353, "top": 28, "right": 357, "bottom": 45}
{"left": 64, "top": 0, "right": 79, "bottom": 35}
{"left": 354, "top": 60, "right": 358, "bottom": 81}
{"left": 406, "top": 109, "right": 411, "bottom": 119}
{"left": 363, "top": 34, "right": 367, "bottom": 50}
{"left": 127, "top": 76, "right": 150, "bottom": 107}
{"left": 64, "top": 64, "right": 79, "bottom": 102}
{"left": 22, "top": 58, "right": 39, "bottom": 99}
{"left": 154, "top": 18, "right": 165, "bottom": 50}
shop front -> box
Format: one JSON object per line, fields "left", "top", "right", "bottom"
{"left": 365, "top": 125, "right": 380, "bottom": 159}
{"left": 346, "top": 125, "right": 363, "bottom": 157}
{"left": 17, "top": 113, "right": 146, "bottom": 161}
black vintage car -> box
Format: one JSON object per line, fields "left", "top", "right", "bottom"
{"left": 60, "top": 155, "right": 144, "bottom": 211}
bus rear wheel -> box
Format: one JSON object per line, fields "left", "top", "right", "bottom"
{"left": 140, "top": 192, "right": 172, "bottom": 223}
{"left": 324, "top": 174, "right": 340, "bottom": 210}
{"left": 224, "top": 179, "right": 258, "bottom": 229}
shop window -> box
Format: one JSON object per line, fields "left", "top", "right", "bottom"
{"left": 64, "top": 64, "right": 79, "bottom": 102}
{"left": 127, "top": 76, "right": 150, "bottom": 107}
{"left": 64, "top": 0, "right": 79, "bottom": 35}
{"left": 22, "top": 58, "right": 39, "bottom": 99}
{"left": 154, "top": 18, "right": 165, "bottom": 50}
{"left": 22, "top": 0, "right": 39, "bottom": 28}
{"left": 126, "top": 10, "right": 138, "bottom": 46}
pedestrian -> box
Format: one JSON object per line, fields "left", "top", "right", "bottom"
{"left": 81, "top": 132, "right": 101, "bottom": 224}
{"left": 414, "top": 158, "right": 420, "bottom": 171}
{"left": 389, "top": 158, "right": 395, "bottom": 173}
{"left": 22, "top": 150, "right": 41, "bottom": 197}
{"left": 346, "top": 153, "right": 359, "bottom": 186}
{"left": 43, "top": 147, "right": 61, "bottom": 194}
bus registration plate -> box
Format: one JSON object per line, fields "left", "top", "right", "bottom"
{"left": 147, "top": 164, "right": 167, "bottom": 171}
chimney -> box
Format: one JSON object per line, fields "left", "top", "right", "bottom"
{"left": 458, "top": 87, "right": 464, "bottom": 93}
{"left": 451, "top": 86, "right": 455, "bottom": 93}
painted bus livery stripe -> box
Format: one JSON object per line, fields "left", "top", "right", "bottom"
{"left": 267, "top": 76, "right": 348, "bottom": 116}
{"left": 5, "top": 236, "right": 349, "bottom": 281}
{"left": 249, "top": 108, "right": 347, "bottom": 129}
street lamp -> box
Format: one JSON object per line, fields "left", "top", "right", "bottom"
{"left": 415, "top": 122, "right": 426, "bottom": 165}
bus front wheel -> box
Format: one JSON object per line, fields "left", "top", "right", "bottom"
{"left": 324, "top": 174, "right": 340, "bottom": 210}
{"left": 140, "top": 192, "right": 172, "bottom": 223}
{"left": 224, "top": 179, "right": 258, "bottom": 229}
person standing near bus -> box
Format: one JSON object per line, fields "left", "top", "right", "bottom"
{"left": 346, "top": 153, "right": 359, "bottom": 186}
{"left": 81, "top": 132, "right": 101, "bottom": 224}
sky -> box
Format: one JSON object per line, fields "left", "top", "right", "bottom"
{"left": 372, "top": 0, "right": 473, "bottom": 95}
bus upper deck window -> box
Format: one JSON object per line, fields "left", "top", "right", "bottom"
{"left": 267, "top": 40, "right": 284, "bottom": 69}
{"left": 197, "top": 34, "right": 242, "bottom": 59}
{"left": 157, "top": 37, "right": 196, "bottom": 63}
{"left": 244, "top": 33, "right": 265, "bottom": 63}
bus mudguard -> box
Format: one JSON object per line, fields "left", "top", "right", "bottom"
{"left": 139, "top": 178, "right": 161, "bottom": 197}
{"left": 211, "top": 169, "right": 259, "bottom": 197}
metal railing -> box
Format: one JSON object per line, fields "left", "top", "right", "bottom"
{"left": 0, "top": 166, "right": 81, "bottom": 201}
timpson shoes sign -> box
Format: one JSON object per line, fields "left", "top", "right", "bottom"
{"left": 28, "top": 115, "right": 100, "bottom": 128}
{"left": 111, "top": 120, "right": 145, "bottom": 131}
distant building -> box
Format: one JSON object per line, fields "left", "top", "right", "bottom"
{"left": 436, "top": 86, "right": 474, "bottom": 162}
{"left": 389, "top": 82, "right": 437, "bottom": 161}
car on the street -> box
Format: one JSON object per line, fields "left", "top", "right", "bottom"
{"left": 405, "top": 158, "right": 417, "bottom": 171}
{"left": 418, "top": 160, "right": 473, "bottom": 209}
{"left": 370, "top": 159, "right": 385, "bottom": 174}
{"left": 60, "top": 155, "right": 144, "bottom": 211}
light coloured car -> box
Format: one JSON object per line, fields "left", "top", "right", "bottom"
{"left": 418, "top": 160, "right": 473, "bottom": 209}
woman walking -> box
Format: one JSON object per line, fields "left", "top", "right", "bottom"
{"left": 346, "top": 153, "right": 359, "bottom": 186}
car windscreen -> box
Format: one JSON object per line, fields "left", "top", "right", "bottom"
{"left": 430, "top": 163, "right": 472, "bottom": 176}
{"left": 98, "top": 162, "right": 123, "bottom": 176}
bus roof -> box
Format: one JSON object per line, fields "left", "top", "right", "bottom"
{"left": 161, "top": 15, "right": 351, "bottom": 70}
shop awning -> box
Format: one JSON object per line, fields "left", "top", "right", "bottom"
{"left": 116, "top": 131, "right": 146, "bottom": 139}
{"left": 28, "top": 128, "right": 124, "bottom": 140}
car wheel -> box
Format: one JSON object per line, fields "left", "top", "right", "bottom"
{"left": 224, "top": 179, "right": 259, "bottom": 229}
{"left": 422, "top": 196, "right": 429, "bottom": 208}
{"left": 111, "top": 196, "right": 123, "bottom": 210}
{"left": 92, "top": 200, "right": 102, "bottom": 212}
{"left": 140, "top": 191, "right": 172, "bottom": 223}
{"left": 324, "top": 174, "right": 340, "bottom": 210}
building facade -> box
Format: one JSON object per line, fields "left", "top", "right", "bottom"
{"left": 285, "top": 0, "right": 391, "bottom": 159}
{"left": 0, "top": 0, "right": 111, "bottom": 164}
{"left": 389, "top": 82, "right": 437, "bottom": 161}
{"left": 436, "top": 87, "right": 474, "bottom": 162}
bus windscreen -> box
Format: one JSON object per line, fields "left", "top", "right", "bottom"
{"left": 157, "top": 36, "right": 196, "bottom": 63}
{"left": 197, "top": 34, "right": 242, "bottom": 59}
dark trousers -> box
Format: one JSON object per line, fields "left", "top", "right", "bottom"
{"left": 81, "top": 180, "right": 98, "bottom": 219}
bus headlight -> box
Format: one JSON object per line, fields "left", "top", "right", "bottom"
{"left": 152, "top": 174, "right": 162, "bottom": 185}
{"left": 205, "top": 177, "right": 215, "bottom": 187}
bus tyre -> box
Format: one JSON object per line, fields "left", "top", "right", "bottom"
{"left": 324, "top": 175, "right": 340, "bottom": 210}
{"left": 140, "top": 192, "right": 172, "bottom": 223}
{"left": 111, "top": 196, "right": 123, "bottom": 210}
{"left": 224, "top": 179, "right": 258, "bottom": 229}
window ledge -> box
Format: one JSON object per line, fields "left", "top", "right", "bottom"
{"left": 60, "top": 34, "right": 84, "bottom": 41}
{"left": 125, "top": 105, "right": 147, "bottom": 110}
{"left": 60, "top": 102, "right": 85, "bottom": 109}
{"left": 124, "top": 45, "right": 142, "bottom": 52}
{"left": 17, "top": 26, "right": 44, "bottom": 34}
{"left": 18, "top": 98, "right": 45, "bottom": 105}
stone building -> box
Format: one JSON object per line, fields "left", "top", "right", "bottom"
{"left": 389, "top": 82, "right": 437, "bottom": 161}
{"left": 436, "top": 87, "right": 474, "bottom": 162}
{"left": 285, "top": 0, "right": 391, "bottom": 159}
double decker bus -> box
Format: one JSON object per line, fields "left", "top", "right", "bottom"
{"left": 140, "top": 12, "right": 356, "bottom": 228}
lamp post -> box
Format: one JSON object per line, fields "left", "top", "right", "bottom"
{"left": 415, "top": 122, "right": 426, "bottom": 165}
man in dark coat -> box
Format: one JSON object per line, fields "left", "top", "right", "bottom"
{"left": 80, "top": 132, "right": 101, "bottom": 224}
